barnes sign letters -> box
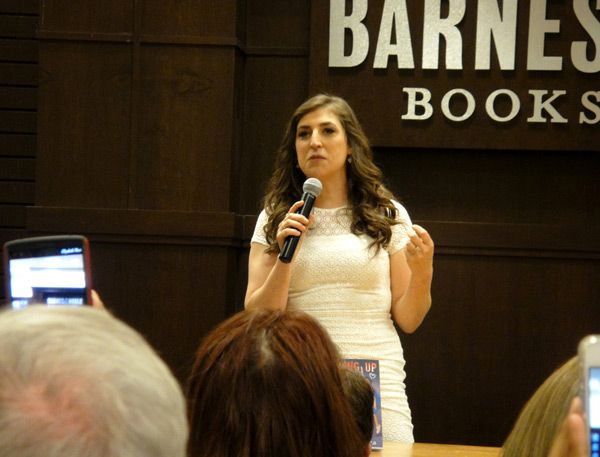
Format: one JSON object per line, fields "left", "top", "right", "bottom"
{"left": 309, "top": 0, "right": 599, "bottom": 150}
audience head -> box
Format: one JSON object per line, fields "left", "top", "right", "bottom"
{"left": 502, "top": 357, "right": 580, "bottom": 457}
{"left": 187, "top": 308, "right": 363, "bottom": 457}
{"left": 341, "top": 366, "right": 374, "bottom": 456}
{"left": 0, "top": 305, "right": 188, "bottom": 457}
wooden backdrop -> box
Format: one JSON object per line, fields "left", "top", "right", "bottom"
{"left": 1, "top": 0, "right": 599, "bottom": 446}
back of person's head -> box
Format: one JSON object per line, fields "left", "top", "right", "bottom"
{"left": 341, "top": 367, "right": 374, "bottom": 455}
{"left": 187, "top": 308, "right": 363, "bottom": 457}
{"left": 0, "top": 305, "right": 188, "bottom": 457}
{"left": 502, "top": 357, "right": 580, "bottom": 457}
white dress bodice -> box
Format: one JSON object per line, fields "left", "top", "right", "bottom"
{"left": 251, "top": 202, "right": 415, "bottom": 442}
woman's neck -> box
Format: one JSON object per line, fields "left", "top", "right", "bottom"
{"left": 314, "top": 179, "right": 348, "bottom": 209}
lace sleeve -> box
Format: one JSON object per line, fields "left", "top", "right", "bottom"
{"left": 387, "top": 201, "right": 413, "bottom": 255}
{"left": 251, "top": 209, "right": 270, "bottom": 246}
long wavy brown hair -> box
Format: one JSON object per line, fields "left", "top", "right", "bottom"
{"left": 186, "top": 309, "right": 363, "bottom": 457}
{"left": 262, "top": 94, "right": 399, "bottom": 253}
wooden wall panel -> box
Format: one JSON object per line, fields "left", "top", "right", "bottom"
{"left": 0, "top": 1, "right": 39, "bottom": 301}
{"left": 0, "top": 0, "right": 37, "bottom": 14}
{"left": 0, "top": 86, "right": 37, "bottom": 109}
{"left": 0, "top": 133, "right": 36, "bottom": 156}
{"left": 0, "top": 207, "right": 26, "bottom": 228}
{"left": 239, "top": 56, "right": 309, "bottom": 213}
{"left": 25, "top": 207, "right": 241, "bottom": 240}
{"left": 0, "top": 62, "right": 37, "bottom": 85}
{"left": 0, "top": 14, "right": 37, "bottom": 37}
{"left": 24, "top": 206, "right": 244, "bottom": 380}
{"left": 0, "top": 38, "right": 37, "bottom": 62}
{"left": 133, "top": 45, "right": 236, "bottom": 211}
{"left": 39, "top": 0, "right": 133, "bottom": 34}
{"left": 36, "top": 42, "right": 131, "bottom": 207}
{"left": 0, "top": 158, "right": 34, "bottom": 180}
{"left": 0, "top": 110, "right": 36, "bottom": 131}
{"left": 89, "top": 240, "right": 237, "bottom": 381}
{"left": 29, "top": 0, "right": 245, "bottom": 389}
{"left": 373, "top": 145, "right": 599, "bottom": 445}
{"left": 375, "top": 148, "right": 600, "bottom": 226}
{"left": 141, "top": 0, "right": 237, "bottom": 39}
{"left": 404, "top": 252, "right": 600, "bottom": 445}
{"left": 0, "top": 182, "right": 34, "bottom": 204}
{"left": 238, "top": 0, "right": 311, "bottom": 214}
{"left": 245, "top": 0, "right": 309, "bottom": 49}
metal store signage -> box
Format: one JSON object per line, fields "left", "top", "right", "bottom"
{"left": 309, "top": 0, "right": 600, "bottom": 150}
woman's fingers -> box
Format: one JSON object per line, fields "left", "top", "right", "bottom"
{"left": 406, "top": 225, "right": 434, "bottom": 256}
{"left": 289, "top": 200, "right": 305, "bottom": 213}
{"left": 91, "top": 289, "right": 106, "bottom": 310}
{"left": 276, "top": 201, "right": 312, "bottom": 248}
{"left": 413, "top": 224, "right": 434, "bottom": 247}
{"left": 278, "top": 214, "right": 309, "bottom": 236}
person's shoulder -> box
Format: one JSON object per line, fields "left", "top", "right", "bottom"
{"left": 252, "top": 208, "right": 270, "bottom": 236}
{"left": 390, "top": 200, "right": 411, "bottom": 222}
{"left": 387, "top": 200, "right": 412, "bottom": 252}
{"left": 390, "top": 199, "right": 405, "bottom": 210}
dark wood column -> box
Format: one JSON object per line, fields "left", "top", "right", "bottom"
{"left": 0, "top": 0, "right": 39, "bottom": 299}
{"left": 33, "top": 0, "right": 245, "bottom": 381}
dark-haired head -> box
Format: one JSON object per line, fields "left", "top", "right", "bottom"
{"left": 262, "top": 94, "right": 399, "bottom": 254}
{"left": 187, "top": 309, "right": 363, "bottom": 457}
{"left": 341, "top": 366, "right": 375, "bottom": 456}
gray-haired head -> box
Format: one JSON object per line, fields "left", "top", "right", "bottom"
{"left": 0, "top": 305, "right": 188, "bottom": 457}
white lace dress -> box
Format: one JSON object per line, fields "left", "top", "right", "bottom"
{"left": 251, "top": 201, "right": 415, "bottom": 442}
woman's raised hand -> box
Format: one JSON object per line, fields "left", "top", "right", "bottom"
{"left": 404, "top": 224, "right": 434, "bottom": 280}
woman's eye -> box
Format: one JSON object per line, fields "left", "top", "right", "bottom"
{"left": 323, "top": 128, "right": 335, "bottom": 135}
{"left": 297, "top": 131, "right": 309, "bottom": 139}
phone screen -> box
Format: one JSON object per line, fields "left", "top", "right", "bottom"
{"left": 5, "top": 237, "right": 90, "bottom": 308}
{"left": 589, "top": 367, "right": 600, "bottom": 456}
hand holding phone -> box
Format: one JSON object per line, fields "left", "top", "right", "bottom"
{"left": 3, "top": 235, "right": 93, "bottom": 308}
{"left": 548, "top": 397, "right": 587, "bottom": 457}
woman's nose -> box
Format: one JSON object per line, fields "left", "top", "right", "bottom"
{"left": 310, "top": 132, "right": 322, "bottom": 147}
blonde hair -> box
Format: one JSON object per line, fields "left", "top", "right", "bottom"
{"left": 502, "top": 357, "right": 580, "bottom": 457}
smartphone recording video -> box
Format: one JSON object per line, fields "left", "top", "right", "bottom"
{"left": 3, "top": 235, "right": 92, "bottom": 308}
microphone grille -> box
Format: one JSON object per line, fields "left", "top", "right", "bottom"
{"left": 303, "top": 178, "right": 323, "bottom": 196}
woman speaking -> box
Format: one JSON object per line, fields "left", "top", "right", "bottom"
{"left": 245, "top": 94, "right": 434, "bottom": 442}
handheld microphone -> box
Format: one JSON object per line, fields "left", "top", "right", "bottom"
{"left": 278, "top": 177, "right": 323, "bottom": 263}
